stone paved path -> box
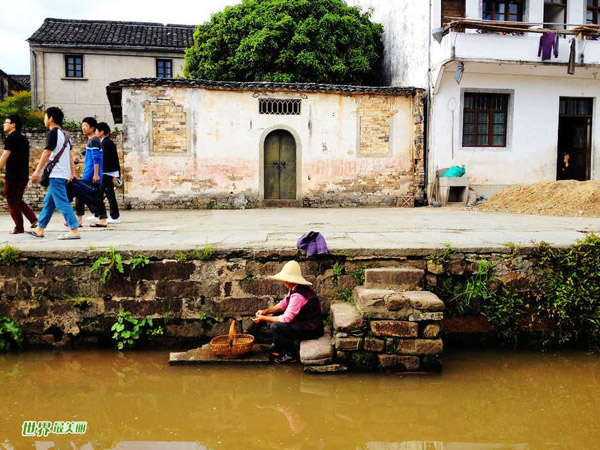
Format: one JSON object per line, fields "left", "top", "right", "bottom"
{"left": 1, "top": 207, "right": 598, "bottom": 254}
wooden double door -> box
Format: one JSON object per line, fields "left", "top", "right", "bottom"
{"left": 264, "top": 130, "right": 296, "bottom": 200}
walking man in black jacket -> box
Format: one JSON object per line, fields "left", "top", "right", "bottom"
{"left": 95, "top": 122, "right": 121, "bottom": 223}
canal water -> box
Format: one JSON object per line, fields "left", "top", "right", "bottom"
{"left": 1, "top": 350, "right": 599, "bottom": 449}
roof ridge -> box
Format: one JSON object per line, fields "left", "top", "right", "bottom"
{"left": 41, "top": 17, "right": 196, "bottom": 28}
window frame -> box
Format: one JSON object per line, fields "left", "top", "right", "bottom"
{"left": 460, "top": 90, "right": 512, "bottom": 149}
{"left": 482, "top": 0, "right": 524, "bottom": 22}
{"left": 64, "top": 54, "right": 84, "bottom": 78}
{"left": 156, "top": 59, "right": 173, "bottom": 78}
{"left": 587, "top": 0, "right": 600, "bottom": 25}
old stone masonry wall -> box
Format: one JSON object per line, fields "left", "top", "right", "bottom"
{"left": 0, "top": 247, "right": 559, "bottom": 355}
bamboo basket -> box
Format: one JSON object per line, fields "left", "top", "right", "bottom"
{"left": 209, "top": 320, "right": 255, "bottom": 358}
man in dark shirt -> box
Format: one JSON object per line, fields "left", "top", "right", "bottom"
{"left": 1, "top": 115, "right": 37, "bottom": 233}
{"left": 95, "top": 122, "right": 121, "bottom": 223}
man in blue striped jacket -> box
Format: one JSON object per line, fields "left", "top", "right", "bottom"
{"left": 76, "top": 117, "right": 108, "bottom": 227}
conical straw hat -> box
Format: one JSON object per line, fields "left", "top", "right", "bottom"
{"left": 269, "top": 261, "right": 312, "bottom": 286}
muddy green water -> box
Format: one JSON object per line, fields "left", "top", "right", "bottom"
{"left": 1, "top": 350, "right": 599, "bottom": 449}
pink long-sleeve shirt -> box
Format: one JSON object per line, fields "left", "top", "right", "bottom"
{"left": 276, "top": 290, "right": 309, "bottom": 323}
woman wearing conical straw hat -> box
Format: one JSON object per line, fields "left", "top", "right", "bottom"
{"left": 253, "top": 261, "right": 324, "bottom": 364}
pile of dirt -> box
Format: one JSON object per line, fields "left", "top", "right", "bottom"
{"left": 476, "top": 180, "right": 600, "bottom": 217}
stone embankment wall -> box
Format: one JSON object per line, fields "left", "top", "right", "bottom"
{"left": 0, "top": 248, "right": 546, "bottom": 350}
{"left": 0, "top": 130, "right": 124, "bottom": 212}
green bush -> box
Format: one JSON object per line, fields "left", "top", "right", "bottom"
{"left": 0, "top": 245, "right": 20, "bottom": 266}
{"left": 0, "top": 91, "right": 44, "bottom": 130}
{"left": 0, "top": 317, "right": 24, "bottom": 351}
{"left": 533, "top": 233, "right": 600, "bottom": 346}
{"left": 90, "top": 247, "right": 124, "bottom": 283}
{"left": 184, "top": 0, "right": 383, "bottom": 85}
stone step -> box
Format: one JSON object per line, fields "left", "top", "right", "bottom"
{"left": 364, "top": 267, "right": 424, "bottom": 290}
{"left": 299, "top": 332, "right": 334, "bottom": 366}
{"left": 331, "top": 302, "right": 364, "bottom": 332}
{"left": 354, "top": 287, "right": 444, "bottom": 320}
{"left": 304, "top": 364, "right": 348, "bottom": 374}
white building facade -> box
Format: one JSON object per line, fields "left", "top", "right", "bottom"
{"left": 355, "top": 0, "right": 600, "bottom": 196}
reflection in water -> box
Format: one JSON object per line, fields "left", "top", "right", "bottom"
{"left": 1, "top": 350, "right": 599, "bottom": 449}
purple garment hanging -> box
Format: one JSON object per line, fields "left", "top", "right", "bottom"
{"left": 538, "top": 32, "right": 559, "bottom": 61}
{"left": 297, "top": 231, "right": 329, "bottom": 258}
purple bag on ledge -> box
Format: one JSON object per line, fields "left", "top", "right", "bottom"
{"left": 297, "top": 231, "right": 329, "bottom": 258}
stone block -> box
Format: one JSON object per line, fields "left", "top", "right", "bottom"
{"left": 442, "top": 316, "right": 492, "bottom": 333}
{"left": 396, "top": 339, "right": 443, "bottom": 355}
{"left": 335, "top": 336, "right": 362, "bottom": 351}
{"left": 377, "top": 354, "right": 420, "bottom": 371}
{"left": 300, "top": 334, "right": 334, "bottom": 365}
{"left": 331, "top": 302, "right": 364, "bottom": 332}
{"left": 385, "top": 293, "right": 409, "bottom": 311}
{"left": 370, "top": 321, "right": 418, "bottom": 338}
{"left": 364, "top": 267, "right": 424, "bottom": 290}
{"left": 166, "top": 322, "right": 204, "bottom": 338}
{"left": 155, "top": 280, "right": 219, "bottom": 299}
{"left": 400, "top": 291, "right": 445, "bottom": 312}
{"left": 208, "top": 297, "right": 270, "bottom": 315}
{"left": 422, "top": 324, "right": 441, "bottom": 338}
{"left": 103, "top": 278, "right": 136, "bottom": 298}
{"left": 409, "top": 312, "right": 443, "bottom": 322}
{"left": 363, "top": 337, "right": 385, "bottom": 352}
{"left": 135, "top": 261, "right": 196, "bottom": 281}
{"left": 427, "top": 261, "right": 444, "bottom": 275}
{"left": 239, "top": 278, "right": 288, "bottom": 297}
{"left": 304, "top": 364, "right": 348, "bottom": 374}
{"left": 354, "top": 287, "right": 415, "bottom": 320}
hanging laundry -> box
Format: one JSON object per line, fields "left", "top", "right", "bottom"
{"left": 568, "top": 38, "right": 576, "bottom": 75}
{"left": 538, "top": 32, "right": 559, "bottom": 61}
{"left": 297, "top": 231, "right": 329, "bottom": 258}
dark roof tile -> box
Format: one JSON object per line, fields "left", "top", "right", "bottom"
{"left": 28, "top": 18, "right": 195, "bottom": 52}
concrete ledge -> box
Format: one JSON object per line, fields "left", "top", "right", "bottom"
{"left": 169, "top": 345, "right": 270, "bottom": 365}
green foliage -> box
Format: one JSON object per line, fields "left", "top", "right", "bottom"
{"left": 177, "top": 244, "right": 217, "bottom": 262}
{"left": 427, "top": 243, "right": 455, "bottom": 267}
{"left": 67, "top": 297, "right": 93, "bottom": 309}
{"left": 197, "top": 244, "right": 216, "bottom": 260}
{"left": 0, "top": 317, "right": 23, "bottom": 352}
{"left": 481, "top": 289, "right": 526, "bottom": 343}
{"left": 349, "top": 265, "right": 367, "bottom": 286}
{"left": 0, "top": 91, "right": 44, "bottom": 130}
{"left": 455, "top": 261, "right": 496, "bottom": 315}
{"left": 240, "top": 274, "right": 254, "bottom": 281}
{"left": 337, "top": 287, "right": 353, "bottom": 303}
{"left": 184, "top": 0, "right": 383, "bottom": 85}
{"left": 533, "top": 233, "right": 600, "bottom": 346}
{"left": 110, "top": 311, "right": 164, "bottom": 350}
{"left": 130, "top": 254, "right": 150, "bottom": 270}
{"left": 331, "top": 263, "right": 345, "bottom": 284}
{"left": 0, "top": 245, "right": 20, "bottom": 266}
{"left": 347, "top": 351, "right": 378, "bottom": 371}
{"left": 90, "top": 247, "right": 124, "bottom": 283}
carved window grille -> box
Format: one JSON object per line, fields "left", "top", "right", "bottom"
{"left": 259, "top": 99, "right": 301, "bottom": 115}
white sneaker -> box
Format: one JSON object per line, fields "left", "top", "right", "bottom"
{"left": 86, "top": 215, "right": 99, "bottom": 222}
{"left": 107, "top": 217, "right": 121, "bottom": 224}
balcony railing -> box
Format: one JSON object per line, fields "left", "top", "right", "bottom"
{"left": 443, "top": 17, "right": 600, "bottom": 37}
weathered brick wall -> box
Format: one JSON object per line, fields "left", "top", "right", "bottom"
{"left": 0, "top": 248, "right": 541, "bottom": 350}
{"left": 121, "top": 85, "right": 426, "bottom": 209}
{"left": 0, "top": 129, "right": 124, "bottom": 211}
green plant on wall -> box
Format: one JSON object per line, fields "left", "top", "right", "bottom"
{"left": 176, "top": 244, "right": 216, "bottom": 262}
{"left": 0, "top": 245, "right": 20, "bottom": 266}
{"left": 90, "top": 247, "right": 124, "bottom": 283}
{"left": 110, "top": 311, "right": 164, "bottom": 350}
{"left": 130, "top": 254, "right": 150, "bottom": 270}
{"left": 533, "top": 233, "right": 600, "bottom": 346}
{"left": 0, "top": 317, "right": 24, "bottom": 351}
{"left": 454, "top": 260, "right": 496, "bottom": 315}
{"left": 427, "top": 243, "right": 455, "bottom": 267}
{"left": 331, "top": 263, "right": 345, "bottom": 285}
{"left": 350, "top": 265, "right": 367, "bottom": 286}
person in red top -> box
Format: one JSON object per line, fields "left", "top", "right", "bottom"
{"left": 253, "top": 260, "right": 324, "bottom": 364}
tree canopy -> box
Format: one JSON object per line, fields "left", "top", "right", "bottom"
{"left": 184, "top": 0, "right": 384, "bottom": 85}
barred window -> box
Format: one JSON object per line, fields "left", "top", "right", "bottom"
{"left": 259, "top": 99, "right": 301, "bottom": 115}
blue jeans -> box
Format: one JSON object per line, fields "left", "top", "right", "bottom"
{"left": 38, "top": 178, "right": 80, "bottom": 230}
